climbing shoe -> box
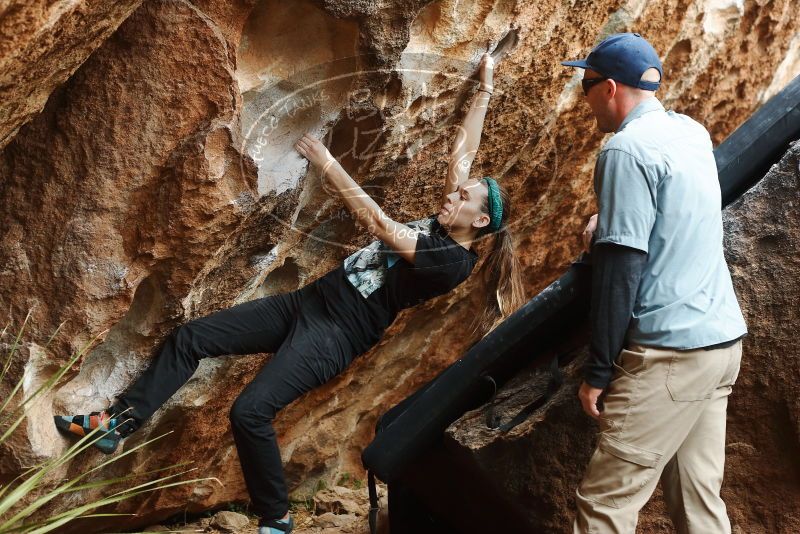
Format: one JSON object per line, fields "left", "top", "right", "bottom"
{"left": 258, "top": 515, "right": 293, "bottom": 534}
{"left": 53, "top": 410, "right": 123, "bottom": 454}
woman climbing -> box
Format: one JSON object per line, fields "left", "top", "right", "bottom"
{"left": 54, "top": 52, "right": 524, "bottom": 534}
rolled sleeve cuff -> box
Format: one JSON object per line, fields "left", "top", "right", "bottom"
{"left": 594, "top": 234, "right": 649, "bottom": 253}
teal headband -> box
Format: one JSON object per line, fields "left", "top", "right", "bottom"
{"left": 482, "top": 177, "right": 503, "bottom": 233}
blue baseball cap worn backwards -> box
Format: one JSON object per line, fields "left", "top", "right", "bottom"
{"left": 561, "top": 32, "right": 663, "bottom": 91}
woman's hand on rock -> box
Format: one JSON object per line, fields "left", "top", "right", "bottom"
{"left": 294, "top": 133, "right": 335, "bottom": 172}
{"left": 478, "top": 52, "right": 494, "bottom": 91}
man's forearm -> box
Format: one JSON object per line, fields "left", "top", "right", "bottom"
{"left": 585, "top": 243, "right": 647, "bottom": 389}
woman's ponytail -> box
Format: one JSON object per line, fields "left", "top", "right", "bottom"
{"left": 471, "top": 183, "right": 526, "bottom": 337}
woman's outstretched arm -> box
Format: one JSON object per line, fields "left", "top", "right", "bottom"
{"left": 443, "top": 52, "right": 495, "bottom": 206}
{"left": 294, "top": 133, "right": 420, "bottom": 264}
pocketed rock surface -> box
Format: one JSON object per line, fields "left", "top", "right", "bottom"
{"left": 0, "top": 0, "right": 798, "bottom": 530}
{"left": 447, "top": 142, "right": 800, "bottom": 532}
{"left": 0, "top": 1, "right": 144, "bottom": 149}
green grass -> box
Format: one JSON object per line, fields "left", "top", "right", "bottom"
{"left": 0, "top": 311, "right": 219, "bottom": 534}
{"left": 335, "top": 472, "right": 364, "bottom": 490}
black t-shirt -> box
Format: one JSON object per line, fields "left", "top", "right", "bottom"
{"left": 315, "top": 214, "right": 479, "bottom": 354}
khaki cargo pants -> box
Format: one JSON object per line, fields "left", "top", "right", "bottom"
{"left": 573, "top": 340, "right": 743, "bottom": 534}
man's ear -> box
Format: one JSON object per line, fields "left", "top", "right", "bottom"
{"left": 605, "top": 78, "right": 617, "bottom": 100}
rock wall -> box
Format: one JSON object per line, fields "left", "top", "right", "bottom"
{"left": 446, "top": 141, "right": 800, "bottom": 532}
{"left": 0, "top": 1, "right": 143, "bottom": 149}
{"left": 0, "top": 0, "right": 798, "bottom": 529}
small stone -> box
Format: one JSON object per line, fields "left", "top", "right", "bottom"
{"left": 314, "top": 485, "right": 367, "bottom": 516}
{"left": 313, "top": 512, "right": 358, "bottom": 528}
{"left": 210, "top": 511, "right": 250, "bottom": 532}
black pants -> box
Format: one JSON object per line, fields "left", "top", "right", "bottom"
{"left": 110, "top": 282, "right": 360, "bottom": 519}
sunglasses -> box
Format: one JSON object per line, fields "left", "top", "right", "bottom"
{"left": 581, "top": 76, "right": 609, "bottom": 96}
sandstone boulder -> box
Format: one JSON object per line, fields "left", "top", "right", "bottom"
{"left": 0, "top": 0, "right": 798, "bottom": 530}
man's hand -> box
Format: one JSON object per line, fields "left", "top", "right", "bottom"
{"left": 582, "top": 214, "right": 598, "bottom": 252}
{"left": 294, "top": 133, "right": 335, "bottom": 173}
{"left": 578, "top": 381, "right": 603, "bottom": 419}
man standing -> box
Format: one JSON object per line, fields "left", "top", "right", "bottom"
{"left": 561, "top": 33, "right": 747, "bottom": 533}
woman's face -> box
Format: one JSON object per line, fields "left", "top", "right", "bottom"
{"left": 437, "top": 178, "right": 491, "bottom": 233}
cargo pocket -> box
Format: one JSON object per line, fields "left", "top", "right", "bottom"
{"left": 666, "top": 352, "right": 722, "bottom": 402}
{"left": 579, "top": 435, "right": 662, "bottom": 509}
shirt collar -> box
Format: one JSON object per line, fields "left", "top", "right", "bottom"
{"left": 616, "top": 97, "right": 664, "bottom": 133}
